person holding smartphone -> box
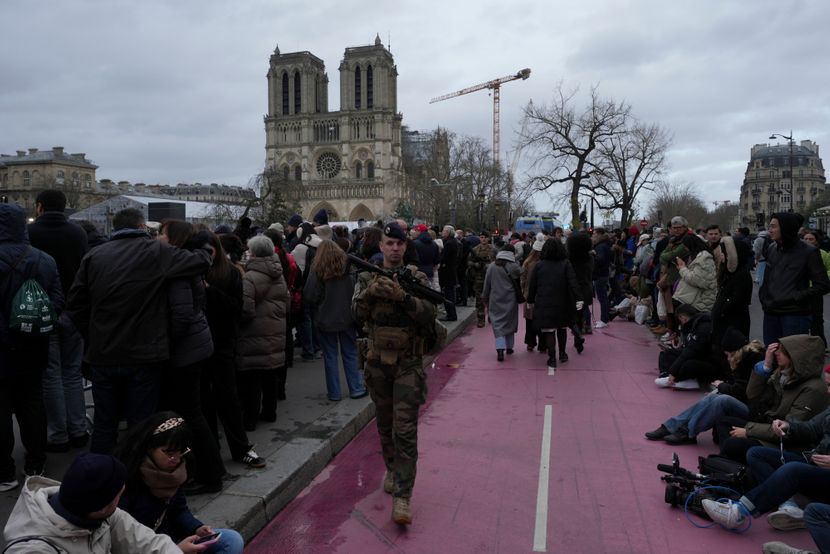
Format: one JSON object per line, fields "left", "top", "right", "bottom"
{"left": 113, "top": 412, "right": 244, "bottom": 553}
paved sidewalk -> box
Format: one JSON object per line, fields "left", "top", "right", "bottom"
{"left": 0, "top": 306, "right": 475, "bottom": 547}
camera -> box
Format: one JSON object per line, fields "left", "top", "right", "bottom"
{"left": 657, "top": 453, "right": 743, "bottom": 519}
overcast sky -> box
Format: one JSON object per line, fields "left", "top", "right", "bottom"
{"left": 2, "top": 0, "right": 827, "bottom": 220}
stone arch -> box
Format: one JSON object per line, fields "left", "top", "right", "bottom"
{"left": 309, "top": 201, "right": 338, "bottom": 222}
{"left": 349, "top": 203, "right": 374, "bottom": 221}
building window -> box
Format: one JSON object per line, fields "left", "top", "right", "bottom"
{"left": 367, "top": 161, "right": 375, "bottom": 180}
{"left": 282, "top": 72, "right": 289, "bottom": 115}
{"left": 84, "top": 174, "right": 92, "bottom": 188}
{"left": 23, "top": 171, "right": 30, "bottom": 187}
{"left": 354, "top": 65, "right": 361, "bottom": 109}
{"left": 72, "top": 172, "right": 79, "bottom": 186}
{"left": 316, "top": 152, "right": 342, "bottom": 179}
{"left": 56, "top": 170, "right": 65, "bottom": 184}
{"left": 282, "top": 165, "right": 290, "bottom": 180}
{"left": 294, "top": 165, "right": 301, "bottom": 181}
{"left": 355, "top": 161, "right": 362, "bottom": 179}
{"left": 294, "top": 71, "right": 301, "bottom": 114}
{"left": 367, "top": 65, "right": 373, "bottom": 109}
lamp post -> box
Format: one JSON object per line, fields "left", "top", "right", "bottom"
{"left": 769, "top": 131, "right": 794, "bottom": 213}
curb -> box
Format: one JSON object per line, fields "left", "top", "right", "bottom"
{"left": 194, "top": 306, "right": 476, "bottom": 541}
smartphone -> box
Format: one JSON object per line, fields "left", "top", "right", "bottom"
{"left": 803, "top": 451, "right": 815, "bottom": 464}
{"left": 193, "top": 532, "right": 222, "bottom": 545}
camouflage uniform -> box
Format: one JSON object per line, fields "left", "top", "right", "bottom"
{"left": 467, "top": 243, "right": 496, "bottom": 325}
{"left": 353, "top": 266, "right": 437, "bottom": 500}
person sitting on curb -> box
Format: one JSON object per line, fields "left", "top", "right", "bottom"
{"left": 713, "top": 335, "right": 829, "bottom": 462}
{"left": 114, "top": 412, "right": 244, "bottom": 553}
{"left": 761, "top": 502, "right": 830, "bottom": 554}
{"left": 3, "top": 452, "right": 193, "bottom": 553}
{"left": 646, "top": 328, "right": 763, "bottom": 445}
{"left": 654, "top": 304, "right": 721, "bottom": 390}
{"left": 702, "top": 404, "right": 830, "bottom": 549}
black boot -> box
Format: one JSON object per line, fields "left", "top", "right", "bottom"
{"left": 574, "top": 336, "right": 585, "bottom": 354}
{"left": 664, "top": 425, "right": 697, "bottom": 445}
{"left": 497, "top": 349, "right": 505, "bottom": 362}
{"left": 645, "top": 424, "right": 671, "bottom": 441}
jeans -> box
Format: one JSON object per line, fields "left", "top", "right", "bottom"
{"left": 756, "top": 261, "right": 766, "bottom": 285}
{"left": 763, "top": 313, "right": 812, "bottom": 346}
{"left": 318, "top": 328, "right": 365, "bottom": 400}
{"left": 742, "top": 459, "right": 830, "bottom": 515}
{"left": 746, "top": 446, "right": 804, "bottom": 485}
{"left": 42, "top": 313, "right": 87, "bottom": 444}
{"left": 441, "top": 285, "right": 457, "bottom": 320}
{"left": 494, "top": 334, "right": 515, "bottom": 350}
{"left": 664, "top": 393, "right": 749, "bottom": 438}
{"left": 0, "top": 371, "right": 46, "bottom": 478}
{"left": 300, "top": 305, "right": 319, "bottom": 358}
{"left": 204, "top": 528, "right": 244, "bottom": 554}
{"left": 594, "top": 277, "right": 610, "bottom": 323}
{"left": 805, "top": 503, "right": 830, "bottom": 554}
{"left": 90, "top": 363, "right": 161, "bottom": 454}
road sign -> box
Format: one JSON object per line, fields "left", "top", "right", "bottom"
{"left": 639, "top": 218, "right": 648, "bottom": 227}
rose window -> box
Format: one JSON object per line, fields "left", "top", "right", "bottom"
{"left": 316, "top": 152, "right": 342, "bottom": 179}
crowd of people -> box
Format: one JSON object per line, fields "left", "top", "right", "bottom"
{"left": 4, "top": 188, "right": 830, "bottom": 550}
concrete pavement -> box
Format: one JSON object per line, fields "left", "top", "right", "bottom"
{"left": 0, "top": 306, "right": 476, "bottom": 548}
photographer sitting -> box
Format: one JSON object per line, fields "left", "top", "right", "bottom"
{"left": 702, "top": 396, "right": 830, "bottom": 550}
{"left": 646, "top": 329, "right": 763, "bottom": 445}
{"left": 654, "top": 304, "right": 724, "bottom": 391}
{"left": 713, "top": 335, "right": 828, "bottom": 463}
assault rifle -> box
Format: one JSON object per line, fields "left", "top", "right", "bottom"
{"left": 347, "top": 254, "right": 451, "bottom": 306}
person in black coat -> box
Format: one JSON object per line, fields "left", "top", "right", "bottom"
{"left": 592, "top": 229, "right": 613, "bottom": 326}
{"left": 527, "top": 239, "right": 581, "bottom": 372}
{"left": 711, "top": 236, "right": 753, "bottom": 345}
{"left": 567, "top": 231, "right": 594, "bottom": 351}
{"left": 27, "top": 190, "right": 90, "bottom": 452}
{"left": 0, "top": 204, "right": 63, "bottom": 486}
{"left": 654, "top": 305, "right": 724, "bottom": 390}
{"left": 438, "top": 225, "right": 459, "bottom": 321}
{"left": 413, "top": 225, "right": 440, "bottom": 280}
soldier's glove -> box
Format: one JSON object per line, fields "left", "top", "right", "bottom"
{"left": 576, "top": 301, "right": 584, "bottom": 311}
{"left": 366, "top": 276, "right": 406, "bottom": 302}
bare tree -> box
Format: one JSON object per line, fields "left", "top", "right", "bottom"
{"left": 522, "top": 84, "right": 630, "bottom": 229}
{"left": 590, "top": 122, "right": 672, "bottom": 227}
{"left": 707, "top": 202, "right": 740, "bottom": 232}
{"left": 240, "top": 166, "right": 302, "bottom": 226}
{"left": 447, "top": 135, "right": 505, "bottom": 229}
{"left": 647, "top": 181, "right": 709, "bottom": 229}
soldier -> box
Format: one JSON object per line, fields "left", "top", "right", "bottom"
{"left": 468, "top": 230, "right": 497, "bottom": 327}
{"left": 352, "top": 222, "right": 437, "bottom": 525}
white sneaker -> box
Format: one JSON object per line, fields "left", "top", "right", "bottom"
{"left": 672, "top": 379, "right": 700, "bottom": 390}
{"left": 0, "top": 479, "right": 19, "bottom": 493}
{"left": 547, "top": 365, "right": 556, "bottom": 375}
{"left": 762, "top": 541, "right": 816, "bottom": 554}
{"left": 654, "top": 376, "right": 672, "bottom": 388}
{"left": 594, "top": 321, "right": 608, "bottom": 329}
{"left": 768, "top": 505, "right": 806, "bottom": 530}
{"left": 702, "top": 499, "right": 749, "bottom": 530}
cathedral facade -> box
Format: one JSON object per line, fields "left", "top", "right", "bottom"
{"left": 264, "top": 36, "right": 405, "bottom": 222}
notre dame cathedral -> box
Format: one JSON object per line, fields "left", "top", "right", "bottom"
{"left": 264, "top": 35, "right": 417, "bottom": 222}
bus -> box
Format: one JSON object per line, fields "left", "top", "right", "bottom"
{"left": 513, "top": 216, "right": 565, "bottom": 234}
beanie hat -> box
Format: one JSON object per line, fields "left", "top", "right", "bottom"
{"left": 313, "top": 209, "right": 329, "bottom": 226}
{"left": 268, "top": 222, "right": 284, "bottom": 234}
{"left": 315, "top": 224, "right": 333, "bottom": 241}
{"left": 296, "top": 222, "right": 316, "bottom": 244}
{"left": 59, "top": 453, "right": 127, "bottom": 516}
{"left": 496, "top": 250, "right": 516, "bottom": 263}
{"left": 720, "top": 327, "right": 748, "bottom": 352}
{"left": 533, "top": 236, "right": 545, "bottom": 252}
{"left": 414, "top": 223, "right": 429, "bottom": 233}
{"left": 287, "top": 214, "right": 303, "bottom": 228}
{"left": 628, "top": 225, "right": 640, "bottom": 237}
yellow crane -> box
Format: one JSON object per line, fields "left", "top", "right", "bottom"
{"left": 429, "top": 68, "right": 531, "bottom": 166}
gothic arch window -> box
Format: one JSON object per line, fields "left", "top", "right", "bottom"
{"left": 315, "top": 76, "right": 321, "bottom": 113}
{"left": 367, "top": 161, "right": 375, "bottom": 180}
{"left": 367, "top": 65, "right": 374, "bottom": 109}
{"left": 282, "top": 165, "right": 290, "bottom": 180}
{"left": 294, "top": 164, "right": 302, "bottom": 181}
{"left": 281, "top": 72, "right": 289, "bottom": 115}
{"left": 22, "top": 171, "right": 30, "bottom": 187}
{"left": 294, "top": 70, "right": 301, "bottom": 114}
{"left": 354, "top": 65, "right": 361, "bottom": 109}
{"left": 355, "top": 161, "right": 362, "bottom": 179}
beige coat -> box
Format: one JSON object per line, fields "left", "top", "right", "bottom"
{"left": 236, "top": 254, "right": 288, "bottom": 371}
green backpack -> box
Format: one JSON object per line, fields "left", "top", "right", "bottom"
{"left": 8, "top": 248, "right": 57, "bottom": 335}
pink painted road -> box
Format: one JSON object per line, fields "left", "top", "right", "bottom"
{"left": 246, "top": 315, "right": 818, "bottom": 553}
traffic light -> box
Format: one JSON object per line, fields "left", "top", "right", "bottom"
{"left": 756, "top": 212, "right": 765, "bottom": 227}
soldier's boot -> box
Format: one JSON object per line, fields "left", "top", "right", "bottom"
{"left": 392, "top": 497, "right": 412, "bottom": 525}
{"left": 383, "top": 470, "right": 396, "bottom": 494}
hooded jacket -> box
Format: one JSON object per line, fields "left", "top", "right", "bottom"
{"left": 667, "top": 312, "right": 713, "bottom": 377}
{"left": 2, "top": 476, "right": 179, "bottom": 553}
{"left": 711, "top": 236, "right": 753, "bottom": 342}
{"left": 744, "top": 334, "right": 829, "bottom": 446}
{"left": 673, "top": 250, "right": 717, "bottom": 311}
{"left": 759, "top": 212, "right": 830, "bottom": 315}
{"left": 236, "top": 254, "right": 288, "bottom": 371}
{"left": 715, "top": 339, "right": 765, "bottom": 402}
{"left": 0, "top": 204, "right": 62, "bottom": 378}
{"left": 413, "top": 231, "right": 439, "bottom": 279}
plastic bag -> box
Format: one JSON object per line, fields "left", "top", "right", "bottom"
{"left": 9, "top": 278, "right": 57, "bottom": 335}
{"left": 634, "top": 304, "right": 650, "bottom": 325}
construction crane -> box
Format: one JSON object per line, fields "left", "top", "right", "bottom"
{"left": 429, "top": 68, "right": 531, "bottom": 166}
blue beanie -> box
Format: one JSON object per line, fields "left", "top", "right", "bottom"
{"left": 287, "top": 214, "right": 303, "bottom": 228}
{"left": 313, "top": 209, "right": 329, "bottom": 225}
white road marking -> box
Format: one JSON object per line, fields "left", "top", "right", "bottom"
{"left": 533, "top": 404, "right": 552, "bottom": 552}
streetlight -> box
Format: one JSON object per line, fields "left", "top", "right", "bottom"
{"left": 769, "top": 131, "right": 794, "bottom": 213}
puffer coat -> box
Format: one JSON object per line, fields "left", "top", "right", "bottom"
{"left": 236, "top": 254, "right": 288, "bottom": 371}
